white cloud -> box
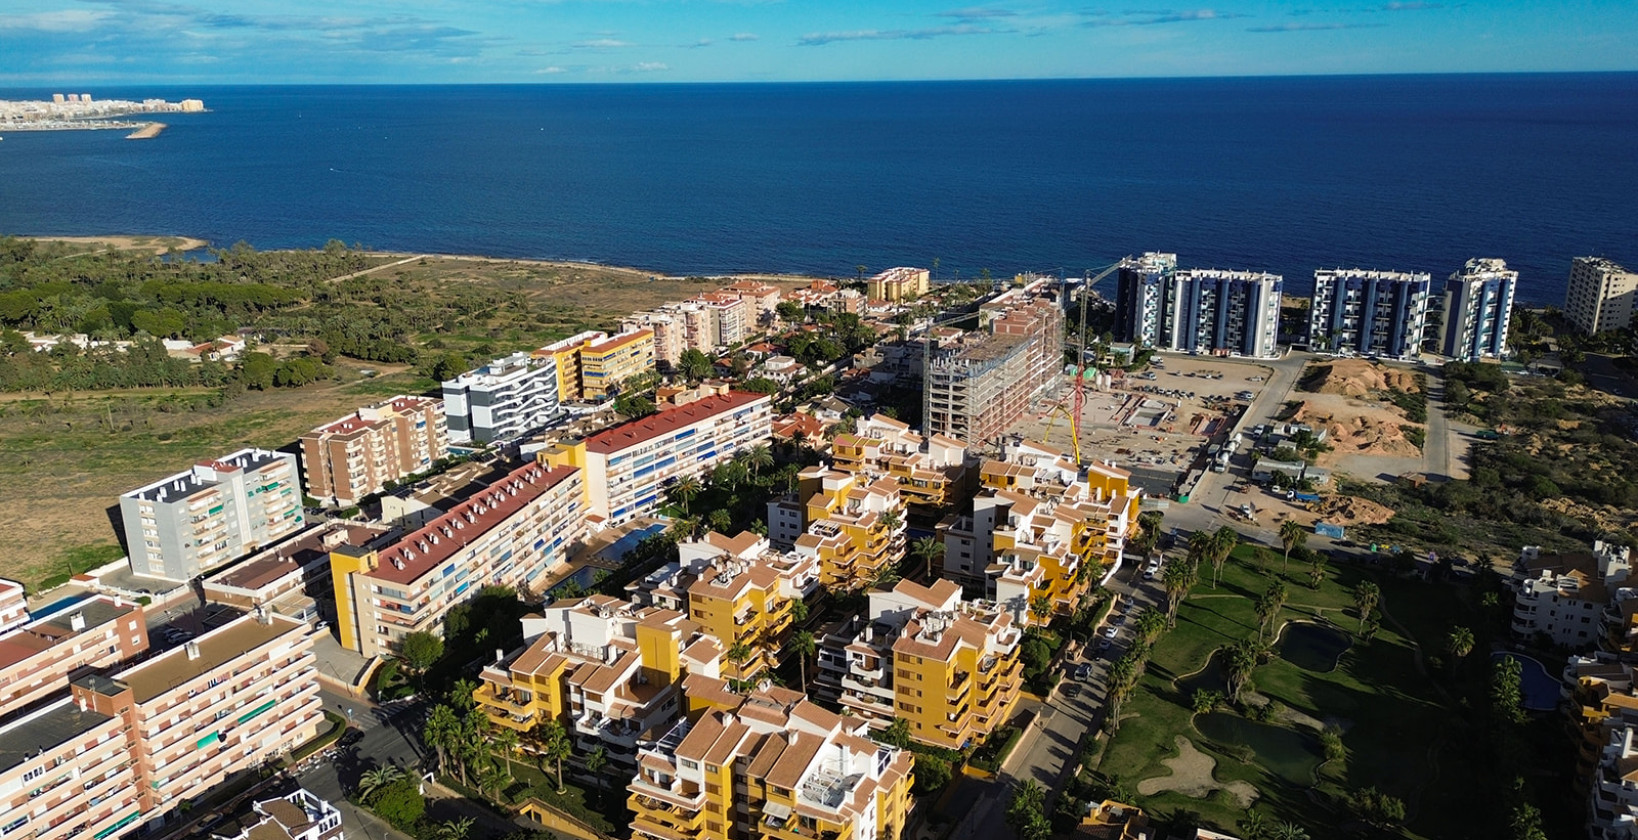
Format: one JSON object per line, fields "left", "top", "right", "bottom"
{"left": 571, "top": 38, "right": 632, "bottom": 49}
{"left": 0, "top": 10, "right": 111, "bottom": 32}
{"left": 534, "top": 66, "right": 567, "bottom": 74}
{"left": 633, "top": 61, "right": 667, "bottom": 71}
{"left": 729, "top": 32, "right": 759, "bottom": 41}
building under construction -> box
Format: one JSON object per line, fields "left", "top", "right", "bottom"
{"left": 924, "top": 281, "right": 1065, "bottom": 449}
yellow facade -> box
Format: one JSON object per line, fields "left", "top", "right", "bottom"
{"left": 687, "top": 570, "right": 795, "bottom": 683}
{"left": 829, "top": 414, "right": 970, "bottom": 518}
{"left": 795, "top": 468, "right": 907, "bottom": 592}
{"left": 582, "top": 328, "right": 656, "bottom": 401}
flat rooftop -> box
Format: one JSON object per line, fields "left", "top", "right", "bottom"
{"left": 108, "top": 614, "right": 303, "bottom": 703}
{"left": 0, "top": 698, "right": 113, "bottom": 774}
{"left": 0, "top": 596, "right": 138, "bottom": 669}
{"left": 207, "top": 523, "right": 394, "bottom": 593}
{"left": 125, "top": 447, "right": 288, "bottom": 503}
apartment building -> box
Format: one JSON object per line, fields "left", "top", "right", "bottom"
{"left": 868, "top": 268, "right": 930, "bottom": 303}
{"left": 626, "top": 532, "right": 819, "bottom": 686}
{"left": 1113, "top": 252, "right": 1177, "bottom": 349}
{"left": 208, "top": 787, "right": 343, "bottom": 840}
{"left": 0, "top": 697, "right": 140, "bottom": 840}
{"left": 925, "top": 283, "right": 1065, "bottom": 446}
{"left": 299, "top": 395, "right": 448, "bottom": 507}
{"left": 1308, "top": 268, "right": 1433, "bottom": 360}
{"left": 0, "top": 578, "right": 26, "bottom": 634}
{"left": 1080, "top": 801, "right": 1156, "bottom": 840}
{"left": 1510, "top": 542, "right": 1631, "bottom": 648}
{"left": 779, "top": 467, "right": 908, "bottom": 593}
{"left": 625, "top": 681, "right": 914, "bottom": 840}
{"left": 1590, "top": 725, "right": 1638, "bottom": 840}
{"left": 940, "top": 441, "right": 1141, "bottom": 621}
{"left": 697, "top": 294, "right": 751, "bottom": 348}
{"left": 1439, "top": 258, "right": 1517, "bottom": 362}
{"left": 542, "top": 390, "right": 772, "bottom": 526}
{"left": 120, "top": 448, "right": 305, "bottom": 582}
{"left": 829, "top": 414, "right": 972, "bottom": 518}
{"left": 0, "top": 595, "right": 149, "bottom": 716}
{"left": 721, "top": 281, "right": 783, "bottom": 327}
{"left": 329, "top": 462, "right": 586, "bottom": 657}
{"left": 1113, "top": 255, "right": 1283, "bottom": 359}
{"left": 538, "top": 329, "right": 658, "bottom": 402}
{"left": 1565, "top": 256, "right": 1638, "bottom": 336}
{"left": 474, "top": 594, "right": 722, "bottom": 765}
{"left": 814, "top": 579, "right": 1022, "bottom": 750}
{"left": 1564, "top": 653, "right": 1638, "bottom": 780}
{"left": 202, "top": 521, "right": 393, "bottom": 616}
{"left": 70, "top": 611, "right": 323, "bottom": 834}
{"left": 621, "top": 312, "right": 686, "bottom": 370}
{"left": 442, "top": 352, "right": 563, "bottom": 444}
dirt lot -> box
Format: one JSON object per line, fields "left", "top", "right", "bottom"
{"left": 0, "top": 364, "right": 434, "bottom": 587}
{"left": 1302, "top": 359, "right": 1421, "bottom": 397}
{"left": 1291, "top": 394, "right": 1422, "bottom": 466}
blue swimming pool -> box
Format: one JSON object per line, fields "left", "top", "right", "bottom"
{"left": 1493, "top": 652, "right": 1559, "bottom": 711}
{"left": 31, "top": 593, "right": 91, "bottom": 620}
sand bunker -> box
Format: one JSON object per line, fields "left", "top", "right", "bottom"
{"left": 1302, "top": 360, "right": 1421, "bottom": 398}
{"left": 1136, "top": 736, "right": 1260, "bottom": 808}
{"left": 1292, "top": 401, "right": 1423, "bottom": 462}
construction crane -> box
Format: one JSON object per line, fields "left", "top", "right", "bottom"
{"left": 1065, "top": 262, "right": 1123, "bottom": 465}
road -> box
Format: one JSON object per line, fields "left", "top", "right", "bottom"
{"left": 1423, "top": 367, "right": 1454, "bottom": 480}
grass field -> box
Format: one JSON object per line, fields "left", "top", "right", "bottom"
{"left": 0, "top": 253, "right": 819, "bottom": 590}
{"left": 1097, "top": 547, "right": 1490, "bottom": 838}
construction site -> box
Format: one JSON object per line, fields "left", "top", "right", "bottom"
{"left": 1009, "top": 354, "right": 1273, "bottom": 499}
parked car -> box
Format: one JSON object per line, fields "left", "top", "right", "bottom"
{"left": 1101, "top": 624, "right": 1119, "bottom": 639}
{"left": 1097, "top": 637, "right": 1114, "bottom": 653}
{"left": 1075, "top": 663, "right": 1092, "bottom": 680}
{"left": 338, "top": 729, "right": 364, "bottom": 748}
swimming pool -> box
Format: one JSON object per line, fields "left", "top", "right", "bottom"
{"left": 1492, "top": 652, "right": 1559, "bottom": 711}
{"left": 31, "top": 592, "right": 91, "bottom": 620}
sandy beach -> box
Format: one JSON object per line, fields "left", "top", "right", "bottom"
{"left": 21, "top": 234, "right": 208, "bottom": 254}
{"left": 125, "top": 122, "right": 166, "bottom": 139}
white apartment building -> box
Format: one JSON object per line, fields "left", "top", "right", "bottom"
{"left": 120, "top": 448, "right": 305, "bottom": 582}
{"left": 1565, "top": 257, "right": 1638, "bottom": 336}
{"left": 0, "top": 595, "right": 149, "bottom": 717}
{"left": 1511, "top": 541, "right": 1632, "bottom": 648}
{"left": 0, "top": 578, "right": 27, "bottom": 634}
{"left": 1440, "top": 258, "right": 1517, "bottom": 361}
{"left": 329, "top": 462, "right": 587, "bottom": 657}
{"left": 1309, "top": 268, "right": 1433, "bottom": 359}
{"left": 209, "top": 788, "right": 343, "bottom": 840}
{"left": 544, "top": 390, "right": 772, "bottom": 526}
{"left": 1114, "top": 254, "right": 1283, "bottom": 358}
{"left": 442, "top": 351, "right": 563, "bottom": 444}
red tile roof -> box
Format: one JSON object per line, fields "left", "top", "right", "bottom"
{"left": 368, "top": 463, "right": 580, "bottom": 585}
{"left": 583, "top": 392, "right": 769, "bottom": 455}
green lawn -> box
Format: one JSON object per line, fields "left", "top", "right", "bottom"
{"left": 1098, "top": 547, "right": 1486, "bottom": 838}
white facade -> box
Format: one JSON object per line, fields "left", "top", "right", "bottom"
{"left": 1440, "top": 258, "right": 1517, "bottom": 361}
{"left": 1565, "top": 257, "right": 1638, "bottom": 336}
{"left": 442, "top": 351, "right": 563, "bottom": 444}
{"left": 120, "top": 449, "right": 305, "bottom": 581}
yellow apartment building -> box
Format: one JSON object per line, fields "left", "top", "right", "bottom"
{"left": 474, "top": 594, "right": 722, "bottom": 767}
{"left": 815, "top": 580, "right": 1023, "bottom": 750}
{"left": 867, "top": 268, "right": 930, "bottom": 303}
{"left": 624, "top": 679, "right": 915, "bottom": 840}
{"left": 766, "top": 466, "right": 906, "bottom": 593}
{"left": 581, "top": 328, "right": 656, "bottom": 400}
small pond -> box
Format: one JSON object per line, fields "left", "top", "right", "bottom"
{"left": 1492, "top": 652, "right": 1559, "bottom": 711}
{"left": 1278, "top": 622, "right": 1352, "bottom": 673}
{"left": 1193, "top": 712, "right": 1323, "bottom": 786}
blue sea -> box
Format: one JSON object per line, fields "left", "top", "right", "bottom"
{"left": 1, "top": 74, "right": 1635, "bottom": 304}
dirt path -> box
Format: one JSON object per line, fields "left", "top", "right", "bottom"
{"left": 325, "top": 253, "right": 427, "bottom": 283}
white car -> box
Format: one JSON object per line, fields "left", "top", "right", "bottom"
{"left": 1101, "top": 624, "right": 1119, "bottom": 639}
{"left": 1143, "top": 558, "right": 1162, "bottom": 579}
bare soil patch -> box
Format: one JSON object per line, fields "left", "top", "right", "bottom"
{"left": 1314, "top": 495, "right": 1397, "bottom": 527}
{"left": 1301, "top": 359, "right": 1421, "bottom": 397}
{"left": 1291, "top": 396, "right": 1423, "bottom": 465}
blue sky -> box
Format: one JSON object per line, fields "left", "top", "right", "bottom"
{"left": 1, "top": 1, "right": 1634, "bottom": 85}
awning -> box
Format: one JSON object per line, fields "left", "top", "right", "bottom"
{"left": 762, "top": 802, "right": 793, "bottom": 820}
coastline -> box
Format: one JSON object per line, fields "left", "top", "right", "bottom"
{"left": 125, "top": 122, "right": 165, "bottom": 140}
{"left": 20, "top": 234, "right": 209, "bottom": 255}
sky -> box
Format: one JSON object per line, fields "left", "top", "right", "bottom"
{"left": 1, "top": 1, "right": 1635, "bottom": 85}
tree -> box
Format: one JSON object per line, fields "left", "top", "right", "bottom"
{"left": 1209, "top": 526, "right": 1239, "bottom": 588}
{"left": 1134, "top": 608, "right": 1168, "bottom": 645}
{"left": 1307, "top": 557, "right": 1325, "bottom": 590}
{"left": 433, "top": 818, "right": 474, "bottom": 840}
{"left": 493, "top": 726, "right": 521, "bottom": 779}
{"left": 1353, "top": 582, "right": 1380, "bottom": 633}
{"left": 727, "top": 642, "right": 755, "bottom": 680}
{"left": 358, "top": 764, "right": 405, "bottom": 802}
{"left": 912, "top": 536, "right": 945, "bottom": 582}
{"left": 1345, "top": 786, "right": 1406, "bottom": 829}
{"left": 1005, "top": 780, "right": 1052, "bottom": 840}
{"left": 1161, "top": 558, "right": 1197, "bottom": 625}
{"left": 667, "top": 475, "right": 701, "bottom": 515}
{"left": 1240, "top": 810, "right": 1267, "bottom": 840}
{"left": 777, "top": 301, "right": 806, "bottom": 323}
{"left": 790, "top": 597, "right": 809, "bottom": 626}
{"left": 1224, "top": 640, "right": 1258, "bottom": 701}
{"left": 536, "top": 719, "right": 573, "bottom": 793}
{"left": 1507, "top": 801, "right": 1549, "bottom": 840}
{"left": 1268, "top": 823, "right": 1309, "bottom": 840}
{"left": 678, "top": 348, "right": 713, "bottom": 381}
{"left": 1446, "top": 626, "right": 1475, "bottom": 667}
{"left": 1279, "top": 519, "right": 1306, "bottom": 572}
{"left": 1191, "top": 689, "right": 1224, "bottom": 715}
{"left": 1029, "top": 594, "right": 1053, "bottom": 624}
{"left": 1491, "top": 655, "right": 1527, "bottom": 726}
{"left": 367, "top": 777, "right": 425, "bottom": 831}
{"left": 792, "top": 630, "right": 817, "bottom": 693}
{"left": 614, "top": 393, "right": 656, "bottom": 419}
{"left": 707, "top": 508, "right": 733, "bottom": 534}
{"left": 913, "top": 754, "right": 953, "bottom": 794}
{"left": 399, "top": 631, "right": 444, "bottom": 673}
{"left": 1258, "top": 582, "right": 1288, "bottom": 641}
{"left": 877, "top": 717, "right": 912, "bottom": 749}
{"left": 424, "top": 704, "right": 461, "bottom": 776}
{"left": 1252, "top": 547, "right": 1276, "bottom": 574}
{"left": 584, "top": 745, "right": 609, "bottom": 797}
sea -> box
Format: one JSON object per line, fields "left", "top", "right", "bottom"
{"left": 1, "top": 73, "right": 1635, "bottom": 304}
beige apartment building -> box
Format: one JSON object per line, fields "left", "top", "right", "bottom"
{"left": 1565, "top": 257, "right": 1638, "bottom": 336}
{"left": 329, "top": 463, "right": 587, "bottom": 657}
{"left": 721, "top": 281, "right": 782, "bottom": 328}
{"left": 0, "top": 595, "right": 149, "bottom": 717}
{"left": 867, "top": 267, "right": 930, "bottom": 302}
{"left": 0, "top": 696, "right": 141, "bottom": 840}
{"left": 202, "top": 521, "right": 393, "bottom": 616}
{"left": 299, "top": 396, "right": 448, "bottom": 507}
{"left": 0, "top": 578, "right": 27, "bottom": 634}
{"left": 69, "top": 610, "right": 323, "bottom": 835}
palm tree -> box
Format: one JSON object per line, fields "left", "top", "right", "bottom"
{"left": 537, "top": 720, "right": 573, "bottom": 794}
{"left": 1262, "top": 581, "right": 1289, "bottom": 639}
{"left": 1134, "top": 608, "right": 1168, "bottom": 645}
{"left": 492, "top": 726, "right": 521, "bottom": 780}
{"left": 423, "top": 704, "right": 461, "bottom": 777}
{"left": 670, "top": 515, "right": 700, "bottom": 542}
{"left": 1269, "top": 822, "right": 1309, "bottom": 840}
{"left": 1209, "top": 526, "right": 1239, "bottom": 588}
{"left": 792, "top": 630, "right": 817, "bottom": 692}
{"left": 1187, "top": 530, "right": 1214, "bottom": 570}
{"left": 1225, "top": 640, "right": 1258, "bottom": 701}
{"left": 1161, "top": 558, "right": 1197, "bottom": 626}
{"left": 1447, "top": 626, "right": 1475, "bottom": 665}
{"left": 667, "top": 475, "right": 702, "bottom": 515}
{"left": 1354, "top": 582, "right": 1381, "bottom": 632}
{"left": 433, "top": 817, "right": 474, "bottom": 840}
{"left": 1241, "top": 809, "right": 1267, "bottom": 840}
{"left": 584, "top": 745, "right": 609, "bottom": 798}
{"left": 727, "top": 642, "right": 755, "bottom": 680}
{"left": 747, "top": 444, "right": 773, "bottom": 478}
{"left": 449, "top": 678, "right": 478, "bottom": 713}
{"left": 1307, "top": 557, "right": 1325, "bottom": 590}
{"left": 1029, "top": 594, "right": 1053, "bottom": 625}
{"left": 357, "top": 764, "right": 405, "bottom": 802}
{"left": 912, "top": 536, "right": 945, "bottom": 582}
{"left": 790, "top": 597, "right": 809, "bottom": 626}
{"left": 1279, "top": 519, "right": 1306, "bottom": 572}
